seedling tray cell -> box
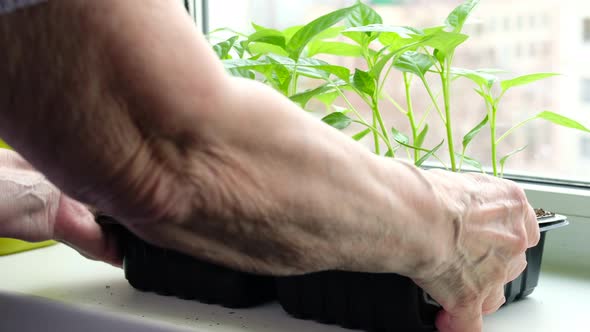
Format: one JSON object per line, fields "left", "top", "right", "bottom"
{"left": 94, "top": 214, "right": 276, "bottom": 309}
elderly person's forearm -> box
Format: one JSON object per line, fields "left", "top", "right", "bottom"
{"left": 0, "top": 0, "right": 434, "bottom": 275}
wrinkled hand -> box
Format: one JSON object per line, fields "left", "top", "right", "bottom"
{"left": 0, "top": 150, "right": 121, "bottom": 265}
{"left": 415, "top": 170, "right": 540, "bottom": 332}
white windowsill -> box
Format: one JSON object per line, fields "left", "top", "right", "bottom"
{"left": 519, "top": 181, "right": 590, "bottom": 272}
{"left": 0, "top": 244, "right": 588, "bottom": 332}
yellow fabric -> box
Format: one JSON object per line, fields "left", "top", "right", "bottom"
{"left": 0, "top": 142, "right": 56, "bottom": 255}
{"left": 0, "top": 238, "right": 56, "bottom": 256}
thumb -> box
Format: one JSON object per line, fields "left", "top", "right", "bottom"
{"left": 436, "top": 309, "right": 483, "bottom": 332}
{"left": 53, "top": 195, "right": 122, "bottom": 267}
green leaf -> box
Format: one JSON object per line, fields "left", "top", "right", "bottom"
{"left": 247, "top": 28, "right": 286, "bottom": 49}
{"left": 456, "top": 153, "right": 483, "bottom": 172}
{"left": 252, "top": 22, "right": 268, "bottom": 32}
{"left": 307, "top": 41, "right": 363, "bottom": 57}
{"left": 346, "top": 24, "right": 419, "bottom": 46}
{"left": 316, "top": 91, "right": 340, "bottom": 108}
{"left": 237, "top": 40, "right": 250, "bottom": 58}
{"left": 536, "top": 111, "right": 590, "bottom": 132}
{"left": 462, "top": 114, "right": 489, "bottom": 150}
{"left": 424, "top": 30, "right": 469, "bottom": 58}
{"left": 212, "top": 36, "right": 240, "bottom": 60}
{"left": 223, "top": 58, "right": 273, "bottom": 75}
{"left": 296, "top": 57, "right": 351, "bottom": 81}
{"left": 391, "top": 127, "right": 410, "bottom": 145}
{"left": 259, "top": 55, "right": 351, "bottom": 82}
{"left": 452, "top": 68, "right": 498, "bottom": 89}
{"left": 352, "top": 69, "right": 376, "bottom": 96}
{"left": 342, "top": 3, "right": 383, "bottom": 45}
{"left": 269, "top": 60, "right": 293, "bottom": 87}
{"left": 416, "top": 140, "right": 445, "bottom": 167}
{"left": 474, "top": 88, "right": 495, "bottom": 105}
{"left": 313, "top": 26, "right": 346, "bottom": 41}
{"left": 228, "top": 68, "right": 255, "bottom": 80}
{"left": 322, "top": 112, "right": 352, "bottom": 130}
{"left": 287, "top": 4, "right": 360, "bottom": 59}
{"left": 223, "top": 58, "right": 291, "bottom": 87}
{"left": 283, "top": 25, "right": 304, "bottom": 43}
{"left": 378, "top": 32, "right": 423, "bottom": 53}
{"left": 371, "top": 38, "right": 429, "bottom": 79}
{"left": 415, "top": 124, "right": 429, "bottom": 149}
{"left": 290, "top": 83, "right": 343, "bottom": 108}
{"left": 501, "top": 73, "right": 560, "bottom": 92}
{"left": 500, "top": 146, "right": 528, "bottom": 177}
{"left": 393, "top": 51, "right": 436, "bottom": 79}
{"left": 346, "top": 25, "right": 421, "bottom": 38}
{"left": 248, "top": 42, "right": 290, "bottom": 56}
{"left": 445, "top": 0, "right": 481, "bottom": 33}
{"left": 352, "top": 128, "right": 372, "bottom": 141}
{"left": 346, "top": 2, "right": 383, "bottom": 27}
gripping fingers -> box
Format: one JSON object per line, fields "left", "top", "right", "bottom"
{"left": 482, "top": 287, "right": 506, "bottom": 315}
{"left": 524, "top": 204, "right": 541, "bottom": 248}
{"left": 506, "top": 253, "right": 528, "bottom": 283}
{"left": 436, "top": 308, "right": 483, "bottom": 332}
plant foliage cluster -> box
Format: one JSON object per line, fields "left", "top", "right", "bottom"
{"left": 209, "top": 0, "right": 590, "bottom": 177}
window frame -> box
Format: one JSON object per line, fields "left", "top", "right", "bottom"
{"left": 185, "top": 0, "right": 208, "bottom": 33}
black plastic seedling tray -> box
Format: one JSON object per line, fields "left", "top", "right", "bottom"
{"left": 94, "top": 214, "right": 276, "bottom": 309}
{"left": 122, "top": 231, "right": 276, "bottom": 308}
{"left": 275, "top": 214, "right": 569, "bottom": 332}
{"left": 96, "top": 213, "right": 567, "bottom": 331}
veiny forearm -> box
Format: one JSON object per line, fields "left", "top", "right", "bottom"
{"left": 128, "top": 76, "right": 451, "bottom": 275}
{"left": 0, "top": 0, "right": 449, "bottom": 276}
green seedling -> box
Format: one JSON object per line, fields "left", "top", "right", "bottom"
{"left": 209, "top": 0, "right": 590, "bottom": 177}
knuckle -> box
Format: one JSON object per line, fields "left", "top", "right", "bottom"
{"left": 530, "top": 226, "right": 541, "bottom": 246}
{"left": 514, "top": 233, "right": 529, "bottom": 254}
{"left": 507, "top": 182, "right": 528, "bottom": 207}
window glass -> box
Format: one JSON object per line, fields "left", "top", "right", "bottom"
{"left": 583, "top": 17, "right": 590, "bottom": 42}
{"left": 208, "top": 0, "right": 590, "bottom": 183}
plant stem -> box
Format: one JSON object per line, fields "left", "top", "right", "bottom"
{"left": 332, "top": 84, "right": 368, "bottom": 123}
{"left": 353, "top": 120, "right": 395, "bottom": 152}
{"left": 422, "top": 80, "right": 446, "bottom": 124}
{"left": 496, "top": 116, "right": 537, "bottom": 145}
{"left": 383, "top": 93, "right": 407, "bottom": 114}
{"left": 289, "top": 73, "right": 299, "bottom": 96}
{"left": 441, "top": 58, "right": 458, "bottom": 172}
{"left": 372, "top": 111, "right": 381, "bottom": 155}
{"left": 332, "top": 84, "right": 395, "bottom": 154}
{"left": 490, "top": 103, "right": 498, "bottom": 177}
{"left": 373, "top": 98, "right": 393, "bottom": 155}
{"left": 403, "top": 73, "right": 419, "bottom": 163}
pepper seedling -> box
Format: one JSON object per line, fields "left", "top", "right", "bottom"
{"left": 209, "top": 0, "right": 590, "bottom": 177}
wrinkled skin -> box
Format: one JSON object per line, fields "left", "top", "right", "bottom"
{"left": 0, "top": 1, "right": 539, "bottom": 331}
{"left": 417, "top": 170, "right": 538, "bottom": 332}
{"left": 0, "top": 150, "right": 120, "bottom": 265}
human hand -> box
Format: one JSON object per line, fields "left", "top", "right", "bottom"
{"left": 413, "top": 170, "right": 539, "bottom": 332}
{"left": 0, "top": 150, "right": 121, "bottom": 265}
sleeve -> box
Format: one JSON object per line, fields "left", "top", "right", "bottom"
{"left": 0, "top": 0, "right": 47, "bottom": 15}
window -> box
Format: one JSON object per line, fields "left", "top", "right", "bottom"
{"left": 580, "top": 137, "right": 590, "bottom": 159}
{"left": 205, "top": 0, "right": 590, "bottom": 184}
{"left": 503, "top": 16, "right": 511, "bottom": 31}
{"left": 517, "top": 15, "right": 524, "bottom": 31}
{"left": 582, "top": 79, "right": 590, "bottom": 104}
{"left": 584, "top": 18, "right": 590, "bottom": 43}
